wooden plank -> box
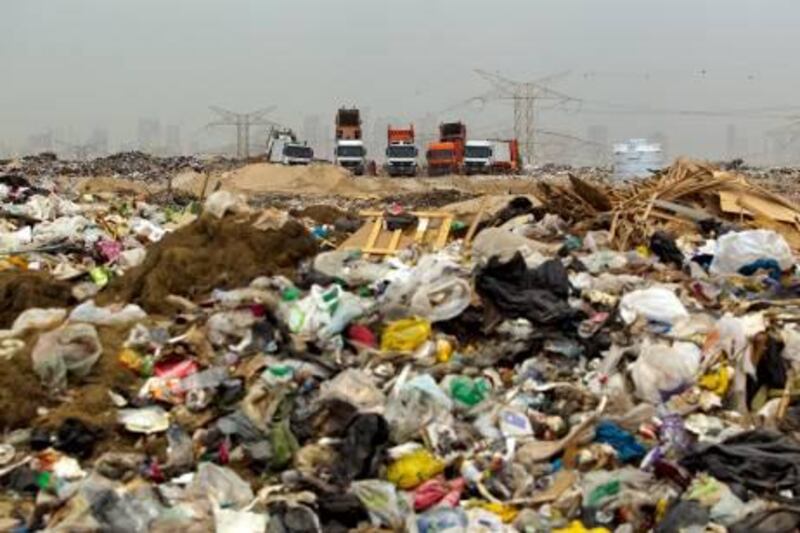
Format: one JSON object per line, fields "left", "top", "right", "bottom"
{"left": 388, "top": 229, "right": 403, "bottom": 252}
{"left": 720, "top": 190, "right": 800, "bottom": 224}
{"left": 362, "top": 217, "right": 383, "bottom": 258}
{"left": 434, "top": 216, "right": 453, "bottom": 249}
{"left": 463, "top": 198, "right": 488, "bottom": 250}
{"left": 415, "top": 217, "right": 430, "bottom": 243}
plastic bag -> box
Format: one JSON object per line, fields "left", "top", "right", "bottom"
{"left": 381, "top": 317, "right": 432, "bottom": 352}
{"left": 313, "top": 249, "right": 393, "bottom": 286}
{"left": 130, "top": 217, "right": 166, "bottom": 242}
{"left": 385, "top": 374, "right": 453, "bottom": 442}
{"left": 203, "top": 190, "right": 249, "bottom": 219}
{"left": 118, "top": 406, "right": 170, "bottom": 434}
{"left": 351, "top": 480, "right": 408, "bottom": 529}
{"left": 317, "top": 369, "right": 385, "bottom": 412}
{"left": 442, "top": 375, "right": 491, "bottom": 408}
{"left": 471, "top": 227, "right": 551, "bottom": 266}
{"left": 418, "top": 507, "right": 469, "bottom": 533}
{"left": 214, "top": 508, "right": 268, "bottom": 533}
{"left": 31, "top": 323, "right": 102, "bottom": 389}
{"left": 410, "top": 277, "right": 471, "bottom": 322}
{"left": 0, "top": 226, "right": 32, "bottom": 252}
{"left": 69, "top": 300, "right": 147, "bottom": 326}
{"left": 710, "top": 229, "right": 793, "bottom": 275}
{"left": 619, "top": 286, "right": 689, "bottom": 325}
{"left": 6, "top": 307, "right": 66, "bottom": 336}
{"left": 386, "top": 448, "right": 445, "bottom": 489}
{"left": 32, "top": 216, "right": 90, "bottom": 246}
{"left": 630, "top": 340, "right": 701, "bottom": 403}
{"left": 190, "top": 462, "right": 254, "bottom": 509}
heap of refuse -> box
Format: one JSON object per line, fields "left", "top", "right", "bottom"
{"left": 1, "top": 151, "right": 244, "bottom": 182}
{"left": 3, "top": 158, "right": 800, "bottom": 531}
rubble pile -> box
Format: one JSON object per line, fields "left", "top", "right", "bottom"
{"left": 1, "top": 151, "right": 245, "bottom": 182}
{"left": 3, "top": 158, "right": 800, "bottom": 531}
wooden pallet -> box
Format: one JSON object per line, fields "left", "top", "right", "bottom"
{"left": 358, "top": 210, "right": 454, "bottom": 257}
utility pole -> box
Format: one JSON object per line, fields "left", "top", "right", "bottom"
{"left": 207, "top": 106, "right": 279, "bottom": 159}
{"left": 474, "top": 70, "right": 577, "bottom": 167}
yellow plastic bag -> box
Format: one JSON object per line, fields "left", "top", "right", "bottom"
{"left": 470, "top": 501, "right": 518, "bottom": 523}
{"left": 698, "top": 365, "right": 731, "bottom": 396}
{"left": 385, "top": 449, "right": 444, "bottom": 489}
{"left": 553, "top": 521, "right": 610, "bottom": 533}
{"left": 380, "top": 317, "right": 431, "bottom": 353}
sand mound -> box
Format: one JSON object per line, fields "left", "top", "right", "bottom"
{"left": 98, "top": 215, "right": 318, "bottom": 314}
{"left": 225, "top": 163, "right": 356, "bottom": 195}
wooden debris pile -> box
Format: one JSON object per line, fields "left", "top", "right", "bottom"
{"left": 534, "top": 158, "right": 800, "bottom": 250}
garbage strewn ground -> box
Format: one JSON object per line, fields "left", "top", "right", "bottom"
{"left": 4, "top": 154, "right": 800, "bottom": 531}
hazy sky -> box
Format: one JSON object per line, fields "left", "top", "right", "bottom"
{"left": 2, "top": 0, "right": 799, "bottom": 162}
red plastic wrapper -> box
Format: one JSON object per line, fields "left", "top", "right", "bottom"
{"left": 347, "top": 324, "right": 377, "bottom": 348}
{"left": 154, "top": 359, "right": 199, "bottom": 379}
{"left": 413, "top": 476, "right": 466, "bottom": 511}
{"left": 96, "top": 239, "right": 123, "bottom": 263}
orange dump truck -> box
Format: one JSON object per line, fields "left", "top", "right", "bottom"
{"left": 425, "top": 121, "right": 466, "bottom": 176}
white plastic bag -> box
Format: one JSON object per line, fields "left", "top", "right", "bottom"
{"left": 317, "top": 369, "right": 385, "bottom": 412}
{"left": 409, "top": 277, "right": 471, "bottom": 322}
{"left": 69, "top": 300, "right": 147, "bottom": 326}
{"left": 710, "top": 229, "right": 793, "bottom": 275}
{"left": 31, "top": 323, "right": 102, "bottom": 389}
{"left": 619, "top": 286, "right": 688, "bottom": 325}
{"left": 203, "top": 190, "right": 250, "bottom": 219}
{"left": 191, "top": 462, "right": 254, "bottom": 509}
{"left": 7, "top": 308, "right": 66, "bottom": 336}
{"left": 630, "top": 340, "right": 701, "bottom": 403}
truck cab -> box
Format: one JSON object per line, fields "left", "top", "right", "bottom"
{"left": 426, "top": 141, "right": 458, "bottom": 176}
{"left": 335, "top": 140, "right": 367, "bottom": 175}
{"left": 385, "top": 125, "right": 418, "bottom": 177}
{"left": 463, "top": 140, "right": 494, "bottom": 175}
{"left": 282, "top": 143, "right": 314, "bottom": 165}
{"left": 386, "top": 144, "right": 418, "bottom": 177}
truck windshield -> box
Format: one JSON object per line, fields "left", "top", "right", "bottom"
{"left": 336, "top": 145, "right": 365, "bottom": 157}
{"left": 465, "top": 145, "right": 492, "bottom": 159}
{"left": 427, "top": 149, "right": 454, "bottom": 161}
{"left": 284, "top": 145, "right": 313, "bottom": 158}
{"left": 387, "top": 145, "right": 417, "bottom": 158}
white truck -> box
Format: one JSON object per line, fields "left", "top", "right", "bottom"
{"left": 463, "top": 140, "right": 494, "bottom": 175}
{"left": 281, "top": 142, "right": 314, "bottom": 165}
{"left": 335, "top": 139, "right": 367, "bottom": 175}
{"left": 266, "top": 129, "right": 314, "bottom": 165}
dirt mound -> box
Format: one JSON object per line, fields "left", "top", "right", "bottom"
{"left": 0, "top": 271, "right": 75, "bottom": 328}
{"left": 291, "top": 204, "right": 353, "bottom": 225}
{"left": 98, "top": 215, "right": 318, "bottom": 314}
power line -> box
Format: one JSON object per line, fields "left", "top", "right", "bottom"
{"left": 206, "top": 106, "right": 280, "bottom": 158}
{"left": 474, "top": 69, "right": 579, "bottom": 166}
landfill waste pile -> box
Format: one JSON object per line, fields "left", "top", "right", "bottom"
{"left": 0, "top": 151, "right": 244, "bottom": 183}
{"left": 4, "top": 158, "right": 800, "bottom": 531}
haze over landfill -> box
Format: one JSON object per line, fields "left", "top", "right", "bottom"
{"left": 3, "top": 0, "right": 800, "bottom": 164}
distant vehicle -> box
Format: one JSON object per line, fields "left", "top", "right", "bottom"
{"left": 463, "top": 140, "right": 493, "bottom": 175}
{"left": 335, "top": 139, "right": 367, "bottom": 175}
{"left": 426, "top": 121, "right": 466, "bottom": 176}
{"left": 489, "top": 139, "right": 522, "bottom": 174}
{"left": 266, "top": 128, "right": 297, "bottom": 163}
{"left": 281, "top": 142, "right": 313, "bottom": 165}
{"left": 613, "top": 138, "right": 663, "bottom": 180}
{"left": 335, "top": 107, "right": 366, "bottom": 175}
{"left": 385, "top": 125, "right": 418, "bottom": 177}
